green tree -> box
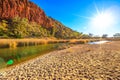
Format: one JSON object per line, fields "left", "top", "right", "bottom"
{"left": 51, "top": 24, "right": 57, "bottom": 37}
{"left": 0, "top": 20, "right": 8, "bottom": 37}
{"left": 102, "top": 34, "right": 108, "bottom": 38}
{"left": 10, "top": 17, "right": 29, "bottom": 38}
{"left": 113, "top": 33, "right": 120, "bottom": 38}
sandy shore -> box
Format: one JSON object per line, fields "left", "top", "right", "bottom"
{"left": 0, "top": 41, "right": 120, "bottom": 80}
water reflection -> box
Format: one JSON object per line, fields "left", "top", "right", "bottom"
{"left": 88, "top": 41, "right": 109, "bottom": 44}
{"left": 0, "top": 44, "right": 59, "bottom": 68}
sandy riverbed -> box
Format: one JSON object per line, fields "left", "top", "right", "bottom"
{"left": 0, "top": 41, "right": 120, "bottom": 80}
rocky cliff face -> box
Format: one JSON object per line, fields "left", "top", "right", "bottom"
{"left": 0, "top": 0, "right": 82, "bottom": 39}
{"left": 0, "top": 0, "right": 54, "bottom": 28}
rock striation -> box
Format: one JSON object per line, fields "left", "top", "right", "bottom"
{"left": 0, "top": 0, "right": 55, "bottom": 28}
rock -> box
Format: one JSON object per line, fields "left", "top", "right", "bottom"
{"left": 0, "top": 0, "right": 55, "bottom": 29}
{"left": 0, "top": 0, "right": 79, "bottom": 38}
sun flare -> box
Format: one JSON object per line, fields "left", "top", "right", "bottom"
{"left": 91, "top": 12, "right": 115, "bottom": 30}
{"left": 86, "top": 8, "right": 118, "bottom": 36}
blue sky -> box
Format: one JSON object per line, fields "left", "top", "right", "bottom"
{"left": 30, "top": 0, "right": 120, "bottom": 36}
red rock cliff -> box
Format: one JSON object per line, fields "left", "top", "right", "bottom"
{"left": 0, "top": 0, "right": 54, "bottom": 28}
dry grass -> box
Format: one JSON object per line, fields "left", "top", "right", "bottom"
{"left": 68, "top": 39, "right": 98, "bottom": 44}
{"left": 0, "top": 38, "right": 99, "bottom": 48}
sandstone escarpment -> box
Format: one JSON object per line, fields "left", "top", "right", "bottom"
{"left": 0, "top": 0, "right": 54, "bottom": 28}
{"left": 0, "top": 0, "right": 82, "bottom": 39}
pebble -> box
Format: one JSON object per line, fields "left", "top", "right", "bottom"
{"left": 0, "top": 43, "right": 120, "bottom": 80}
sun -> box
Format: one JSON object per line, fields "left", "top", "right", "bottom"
{"left": 78, "top": 4, "right": 118, "bottom": 36}
{"left": 91, "top": 12, "right": 115, "bottom": 30}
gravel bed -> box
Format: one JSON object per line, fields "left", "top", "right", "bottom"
{"left": 0, "top": 41, "right": 120, "bottom": 80}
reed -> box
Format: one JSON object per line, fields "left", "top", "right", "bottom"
{"left": 0, "top": 43, "right": 9, "bottom": 48}
{"left": 9, "top": 42, "right": 17, "bottom": 48}
{"left": 0, "top": 38, "right": 98, "bottom": 48}
{"left": 69, "top": 39, "right": 89, "bottom": 44}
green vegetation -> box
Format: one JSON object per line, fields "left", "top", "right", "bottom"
{"left": 0, "top": 17, "right": 51, "bottom": 38}
{"left": 0, "top": 43, "right": 59, "bottom": 66}
{"left": 49, "top": 17, "right": 83, "bottom": 39}
{"left": 0, "top": 20, "right": 8, "bottom": 37}
{"left": 102, "top": 34, "right": 108, "bottom": 38}
{"left": 113, "top": 33, "right": 120, "bottom": 38}
{"left": 0, "top": 57, "right": 7, "bottom": 69}
{"left": 0, "top": 17, "right": 87, "bottom": 39}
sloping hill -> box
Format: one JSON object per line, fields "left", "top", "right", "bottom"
{"left": 0, "top": 0, "right": 82, "bottom": 38}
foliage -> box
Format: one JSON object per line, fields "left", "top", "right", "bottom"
{"left": 0, "top": 20, "right": 8, "bottom": 37}
{"left": 0, "top": 57, "right": 7, "bottom": 69}
{"left": 9, "top": 17, "right": 29, "bottom": 38}
{"left": 89, "top": 33, "right": 93, "bottom": 37}
{"left": 53, "top": 24, "right": 83, "bottom": 39}
{"left": 6, "top": 17, "right": 51, "bottom": 38}
{"left": 0, "top": 16, "right": 86, "bottom": 39}
{"left": 102, "top": 34, "right": 108, "bottom": 38}
{"left": 81, "top": 34, "right": 90, "bottom": 39}
{"left": 113, "top": 33, "right": 120, "bottom": 38}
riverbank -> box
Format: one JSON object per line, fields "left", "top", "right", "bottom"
{"left": 0, "top": 41, "right": 120, "bottom": 79}
{"left": 0, "top": 38, "right": 98, "bottom": 48}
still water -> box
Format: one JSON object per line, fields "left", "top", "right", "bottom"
{"left": 88, "top": 40, "right": 109, "bottom": 44}
{"left": 0, "top": 44, "right": 59, "bottom": 69}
